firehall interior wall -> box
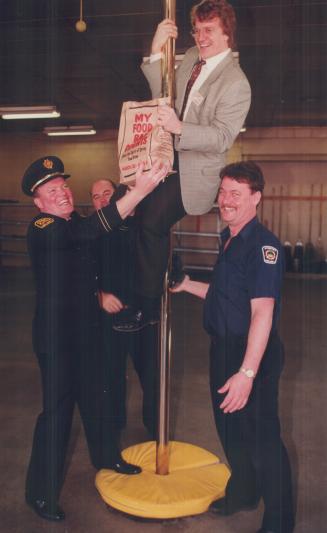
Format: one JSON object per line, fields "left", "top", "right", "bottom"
{"left": 0, "top": 126, "right": 326, "bottom": 269}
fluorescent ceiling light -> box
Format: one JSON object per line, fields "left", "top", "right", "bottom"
{"left": 0, "top": 106, "right": 60, "bottom": 119}
{"left": 44, "top": 125, "right": 96, "bottom": 136}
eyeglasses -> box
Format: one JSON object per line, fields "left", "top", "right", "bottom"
{"left": 190, "top": 27, "right": 216, "bottom": 37}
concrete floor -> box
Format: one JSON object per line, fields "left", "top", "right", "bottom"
{"left": 0, "top": 267, "right": 326, "bottom": 533}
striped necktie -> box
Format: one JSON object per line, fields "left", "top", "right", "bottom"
{"left": 179, "top": 59, "right": 206, "bottom": 120}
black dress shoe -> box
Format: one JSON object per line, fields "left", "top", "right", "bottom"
{"left": 26, "top": 497, "right": 65, "bottom": 521}
{"left": 113, "top": 309, "right": 158, "bottom": 333}
{"left": 109, "top": 459, "right": 142, "bottom": 475}
{"left": 168, "top": 253, "right": 185, "bottom": 288}
{"left": 209, "top": 497, "right": 259, "bottom": 516}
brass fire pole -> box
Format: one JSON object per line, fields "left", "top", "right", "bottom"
{"left": 96, "top": 0, "right": 230, "bottom": 514}
{"left": 156, "top": 0, "right": 176, "bottom": 476}
{"left": 161, "top": 0, "right": 176, "bottom": 102}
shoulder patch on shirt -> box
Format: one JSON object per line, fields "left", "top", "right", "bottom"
{"left": 34, "top": 217, "right": 54, "bottom": 229}
{"left": 262, "top": 245, "right": 278, "bottom": 264}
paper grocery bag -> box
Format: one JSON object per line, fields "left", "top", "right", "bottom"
{"left": 118, "top": 98, "right": 174, "bottom": 184}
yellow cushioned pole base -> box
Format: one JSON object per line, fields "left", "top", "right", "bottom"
{"left": 95, "top": 441, "right": 230, "bottom": 519}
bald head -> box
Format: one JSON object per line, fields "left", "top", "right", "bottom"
{"left": 91, "top": 179, "right": 116, "bottom": 210}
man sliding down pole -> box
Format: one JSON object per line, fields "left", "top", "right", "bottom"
{"left": 114, "top": 0, "right": 251, "bottom": 333}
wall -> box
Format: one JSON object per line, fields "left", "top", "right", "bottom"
{"left": 0, "top": 130, "right": 119, "bottom": 204}
{"left": 0, "top": 126, "right": 326, "bottom": 200}
{"left": 0, "top": 126, "right": 326, "bottom": 268}
{"left": 179, "top": 126, "right": 327, "bottom": 268}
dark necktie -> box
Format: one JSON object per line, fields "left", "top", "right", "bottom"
{"left": 179, "top": 59, "right": 206, "bottom": 120}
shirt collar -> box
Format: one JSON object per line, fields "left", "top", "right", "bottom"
{"left": 221, "top": 225, "right": 230, "bottom": 243}
{"left": 221, "top": 216, "right": 259, "bottom": 243}
{"left": 200, "top": 48, "right": 230, "bottom": 73}
{"left": 237, "top": 216, "right": 259, "bottom": 240}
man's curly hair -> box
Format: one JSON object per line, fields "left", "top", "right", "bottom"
{"left": 191, "top": 0, "right": 236, "bottom": 50}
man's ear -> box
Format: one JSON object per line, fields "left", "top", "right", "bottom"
{"left": 253, "top": 190, "right": 261, "bottom": 207}
{"left": 33, "top": 196, "right": 43, "bottom": 210}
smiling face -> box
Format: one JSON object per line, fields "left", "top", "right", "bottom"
{"left": 192, "top": 16, "right": 229, "bottom": 59}
{"left": 91, "top": 179, "right": 116, "bottom": 210}
{"left": 33, "top": 177, "right": 74, "bottom": 219}
{"left": 218, "top": 177, "right": 261, "bottom": 235}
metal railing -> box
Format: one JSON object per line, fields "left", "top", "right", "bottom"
{"left": 0, "top": 203, "right": 220, "bottom": 269}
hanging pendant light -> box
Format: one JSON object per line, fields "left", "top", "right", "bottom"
{"left": 75, "top": 0, "right": 87, "bottom": 32}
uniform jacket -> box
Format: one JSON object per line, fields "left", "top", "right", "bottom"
{"left": 95, "top": 217, "right": 135, "bottom": 305}
{"left": 27, "top": 205, "right": 122, "bottom": 354}
{"left": 141, "top": 47, "right": 251, "bottom": 215}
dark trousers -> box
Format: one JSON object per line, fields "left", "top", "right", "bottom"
{"left": 209, "top": 334, "right": 294, "bottom": 533}
{"left": 101, "top": 310, "right": 158, "bottom": 438}
{"left": 132, "top": 324, "right": 159, "bottom": 438}
{"left": 135, "top": 171, "right": 186, "bottom": 299}
{"left": 25, "top": 344, "right": 120, "bottom": 508}
{"left": 102, "top": 312, "right": 129, "bottom": 430}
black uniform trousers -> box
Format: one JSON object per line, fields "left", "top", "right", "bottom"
{"left": 101, "top": 310, "right": 158, "bottom": 438}
{"left": 209, "top": 333, "right": 294, "bottom": 533}
{"left": 132, "top": 324, "right": 159, "bottom": 439}
{"left": 25, "top": 335, "right": 120, "bottom": 509}
{"left": 135, "top": 170, "right": 186, "bottom": 300}
{"left": 101, "top": 313, "right": 128, "bottom": 430}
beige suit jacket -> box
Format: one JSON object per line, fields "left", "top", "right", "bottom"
{"left": 141, "top": 47, "right": 251, "bottom": 215}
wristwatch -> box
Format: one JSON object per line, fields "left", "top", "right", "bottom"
{"left": 239, "top": 367, "right": 256, "bottom": 379}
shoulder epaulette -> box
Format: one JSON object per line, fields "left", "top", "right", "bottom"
{"left": 34, "top": 217, "right": 54, "bottom": 229}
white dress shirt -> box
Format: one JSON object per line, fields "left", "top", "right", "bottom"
{"left": 149, "top": 48, "right": 230, "bottom": 118}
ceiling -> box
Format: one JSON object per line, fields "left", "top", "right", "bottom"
{"left": 0, "top": 0, "right": 326, "bottom": 134}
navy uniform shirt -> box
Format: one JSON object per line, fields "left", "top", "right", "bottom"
{"left": 203, "top": 216, "right": 284, "bottom": 338}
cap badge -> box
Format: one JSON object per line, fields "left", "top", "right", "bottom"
{"left": 43, "top": 158, "right": 54, "bottom": 169}
{"left": 34, "top": 217, "right": 54, "bottom": 229}
{"left": 262, "top": 245, "right": 278, "bottom": 264}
